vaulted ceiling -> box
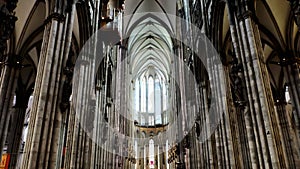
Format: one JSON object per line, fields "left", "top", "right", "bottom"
{"left": 255, "top": 0, "right": 298, "bottom": 92}
{"left": 124, "top": 0, "right": 176, "bottom": 81}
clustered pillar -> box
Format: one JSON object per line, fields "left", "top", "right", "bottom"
{"left": 21, "top": 1, "right": 76, "bottom": 168}
{"left": 183, "top": 0, "right": 300, "bottom": 168}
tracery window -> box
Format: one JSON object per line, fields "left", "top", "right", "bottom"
{"left": 133, "top": 71, "right": 168, "bottom": 126}
{"left": 141, "top": 76, "right": 147, "bottom": 112}
{"left": 148, "top": 76, "right": 154, "bottom": 113}
{"left": 155, "top": 77, "right": 162, "bottom": 124}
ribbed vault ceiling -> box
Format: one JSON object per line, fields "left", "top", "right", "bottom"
{"left": 124, "top": 0, "right": 175, "bottom": 81}
{"left": 128, "top": 17, "right": 173, "bottom": 80}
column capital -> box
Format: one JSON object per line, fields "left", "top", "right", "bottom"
{"left": 1, "top": 55, "right": 25, "bottom": 69}
{"left": 44, "top": 12, "right": 65, "bottom": 25}
{"left": 237, "top": 10, "right": 259, "bottom": 24}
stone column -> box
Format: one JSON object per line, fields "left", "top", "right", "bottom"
{"left": 6, "top": 83, "right": 32, "bottom": 169}
{"left": 274, "top": 98, "right": 297, "bottom": 167}
{"left": 0, "top": 0, "right": 18, "bottom": 158}
{"left": 199, "top": 82, "right": 215, "bottom": 168}
{"left": 224, "top": 65, "right": 244, "bottom": 168}
{"left": 21, "top": 1, "right": 76, "bottom": 168}
{"left": 285, "top": 61, "right": 300, "bottom": 127}
{"left": 225, "top": 1, "right": 291, "bottom": 168}
{"left": 0, "top": 60, "right": 19, "bottom": 156}
{"left": 228, "top": 1, "right": 293, "bottom": 168}
{"left": 239, "top": 15, "right": 281, "bottom": 168}
{"left": 225, "top": 2, "right": 261, "bottom": 168}
{"left": 286, "top": 0, "right": 300, "bottom": 128}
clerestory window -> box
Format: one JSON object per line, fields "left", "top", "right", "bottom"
{"left": 133, "top": 70, "right": 168, "bottom": 126}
